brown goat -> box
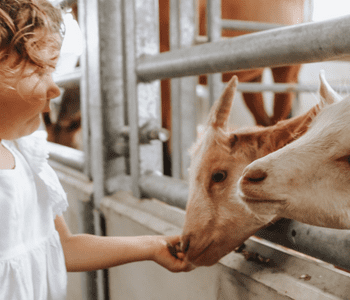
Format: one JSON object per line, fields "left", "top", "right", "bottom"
{"left": 181, "top": 75, "right": 334, "bottom": 266}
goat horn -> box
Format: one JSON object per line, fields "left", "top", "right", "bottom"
{"left": 208, "top": 75, "right": 238, "bottom": 129}
{"left": 319, "top": 70, "right": 341, "bottom": 104}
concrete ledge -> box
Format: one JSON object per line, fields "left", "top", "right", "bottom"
{"left": 101, "top": 191, "right": 350, "bottom": 300}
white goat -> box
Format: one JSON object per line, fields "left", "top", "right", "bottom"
{"left": 238, "top": 71, "right": 350, "bottom": 229}
{"left": 181, "top": 73, "right": 334, "bottom": 266}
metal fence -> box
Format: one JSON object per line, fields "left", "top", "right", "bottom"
{"left": 51, "top": 0, "right": 350, "bottom": 299}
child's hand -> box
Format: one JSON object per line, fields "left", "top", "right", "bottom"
{"left": 151, "top": 235, "right": 195, "bottom": 273}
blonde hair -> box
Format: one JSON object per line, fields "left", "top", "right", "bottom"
{"left": 0, "top": 0, "right": 63, "bottom": 77}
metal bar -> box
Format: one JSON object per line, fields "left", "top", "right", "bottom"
{"left": 137, "top": 15, "right": 350, "bottom": 82}
{"left": 221, "top": 19, "right": 284, "bottom": 32}
{"left": 207, "top": 0, "right": 223, "bottom": 106}
{"left": 169, "top": 0, "right": 181, "bottom": 179}
{"left": 84, "top": 0, "right": 104, "bottom": 207}
{"left": 236, "top": 83, "right": 350, "bottom": 93}
{"left": 47, "top": 142, "right": 85, "bottom": 171}
{"left": 255, "top": 219, "right": 350, "bottom": 271}
{"left": 81, "top": 0, "right": 105, "bottom": 298}
{"left": 139, "top": 174, "right": 188, "bottom": 210}
{"left": 76, "top": 0, "right": 97, "bottom": 298}
{"left": 77, "top": 0, "right": 90, "bottom": 178}
{"left": 123, "top": 0, "right": 140, "bottom": 198}
{"left": 169, "top": 0, "right": 197, "bottom": 179}
{"left": 53, "top": 68, "right": 350, "bottom": 94}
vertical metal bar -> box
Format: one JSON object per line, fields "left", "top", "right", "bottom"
{"left": 207, "top": 0, "right": 222, "bottom": 106}
{"left": 123, "top": 0, "right": 140, "bottom": 198}
{"left": 135, "top": 0, "right": 163, "bottom": 177}
{"left": 178, "top": 0, "right": 197, "bottom": 180}
{"left": 77, "top": 0, "right": 91, "bottom": 178}
{"left": 169, "top": 0, "right": 182, "bottom": 179}
{"left": 83, "top": 0, "right": 104, "bottom": 208}
{"left": 78, "top": 0, "right": 103, "bottom": 298}
{"left": 170, "top": 0, "right": 197, "bottom": 179}
{"left": 80, "top": 0, "right": 110, "bottom": 300}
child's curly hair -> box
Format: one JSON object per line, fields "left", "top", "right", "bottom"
{"left": 0, "top": 0, "right": 63, "bottom": 77}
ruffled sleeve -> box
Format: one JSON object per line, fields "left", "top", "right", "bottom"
{"left": 14, "top": 130, "right": 69, "bottom": 217}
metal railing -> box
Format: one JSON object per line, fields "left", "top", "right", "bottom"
{"left": 49, "top": 1, "right": 350, "bottom": 298}
{"left": 137, "top": 16, "right": 350, "bottom": 82}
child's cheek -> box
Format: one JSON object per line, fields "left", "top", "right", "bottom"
{"left": 16, "top": 76, "right": 44, "bottom": 103}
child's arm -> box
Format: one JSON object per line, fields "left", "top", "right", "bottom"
{"left": 54, "top": 215, "right": 193, "bottom": 273}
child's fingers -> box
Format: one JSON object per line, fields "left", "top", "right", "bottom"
{"left": 165, "top": 235, "right": 183, "bottom": 258}
{"left": 164, "top": 235, "right": 181, "bottom": 246}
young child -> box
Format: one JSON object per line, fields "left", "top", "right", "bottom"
{"left": 0, "top": 1, "right": 191, "bottom": 299}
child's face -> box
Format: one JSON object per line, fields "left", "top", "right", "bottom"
{"left": 0, "top": 46, "right": 61, "bottom": 140}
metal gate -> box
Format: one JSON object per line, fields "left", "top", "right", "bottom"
{"left": 49, "top": 0, "right": 350, "bottom": 299}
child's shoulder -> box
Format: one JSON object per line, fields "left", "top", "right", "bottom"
{"left": 15, "top": 130, "right": 49, "bottom": 170}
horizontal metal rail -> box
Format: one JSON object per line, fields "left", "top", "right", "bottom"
{"left": 237, "top": 83, "right": 350, "bottom": 94}
{"left": 255, "top": 219, "right": 350, "bottom": 272}
{"left": 47, "top": 142, "right": 85, "bottom": 172}
{"left": 137, "top": 16, "right": 350, "bottom": 82}
{"left": 139, "top": 174, "right": 188, "bottom": 210}
{"left": 54, "top": 69, "right": 350, "bottom": 94}
{"left": 221, "top": 19, "right": 284, "bottom": 32}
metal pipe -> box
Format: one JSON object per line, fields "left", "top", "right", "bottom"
{"left": 137, "top": 16, "right": 350, "bottom": 82}
{"left": 169, "top": 0, "right": 182, "bottom": 179}
{"left": 256, "top": 219, "right": 350, "bottom": 271}
{"left": 123, "top": 0, "right": 141, "bottom": 197}
{"left": 139, "top": 174, "right": 188, "bottom": 210}
{"left": 53, "top": 68, "right": 350, "bottom": 94}
{"left": 207, "top": 0, "right": 222, "bottom": 106}
{"left": 48, "top": 142, "right": 85, "bottom": 171}
{"left": 237, "top": 83, "right": 350, "bottom": 94}
{"left": 221, "top": 19, "right": 284, "bottom": 32}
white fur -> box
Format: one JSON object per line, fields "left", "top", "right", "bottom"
{"left": 239, "top": 72, "right": 350, "bottom": 228}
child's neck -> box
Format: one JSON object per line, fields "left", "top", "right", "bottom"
{"left": 0, "top": 141, "right": 15, "bottom": 169}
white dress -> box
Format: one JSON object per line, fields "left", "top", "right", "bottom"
{"left": 0, "top": 131, "right": 69, "bottom": 300}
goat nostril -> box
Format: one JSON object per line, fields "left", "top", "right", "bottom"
{"left": 245, "top": 169, "right": 267, "bottom": 183}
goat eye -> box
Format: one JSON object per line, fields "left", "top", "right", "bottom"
{"left": 212, "top": 171, "right": 227, "bottom": 183}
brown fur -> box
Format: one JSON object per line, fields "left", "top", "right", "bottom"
{"left": 182, "top": 75, "right": 327, "bottom": 266}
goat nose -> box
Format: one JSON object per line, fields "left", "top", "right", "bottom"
{"left": 243, "top": 168, "right": 267, "bottom": 183}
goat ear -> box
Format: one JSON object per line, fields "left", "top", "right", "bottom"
{"left": 319, "top": 70, "right": 341, "bottom": 105}
{"left": 208, "top": 75, "right": 238, "bottom": 130}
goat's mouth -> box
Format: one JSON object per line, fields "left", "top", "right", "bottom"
{"left": 242, "top": 196, "right": 285, "bottom": 204}
{"left": 239, "top": 194, "right": 286, "bottom": 216}
{"left": 186, "top": 240, "right": 217, "bottom": 266}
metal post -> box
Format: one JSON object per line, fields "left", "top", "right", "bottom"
{"left": 170, "top": 0, "right": 197, "bottom": 179}
{"left": 122, "top": 0, "right": 140, "bottom": 197}
{"left": 206, "top": 0, "right": 222, "bottom": 106}
{"left": 78, "top": 0, "right": 103, "bottom": 298}
{"left": 169, "top": 0, "right": 182, "bottom": 179}
{"left": 134, "top": 0, "right": 163, "bottom": 177}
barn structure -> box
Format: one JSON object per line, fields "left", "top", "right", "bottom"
{"left": 49, "top": 0, "right": 350, "bottom": 299}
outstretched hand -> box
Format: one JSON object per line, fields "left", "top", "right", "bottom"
{"left": 151, "top": 235, "right": 195, "bottom": 273}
